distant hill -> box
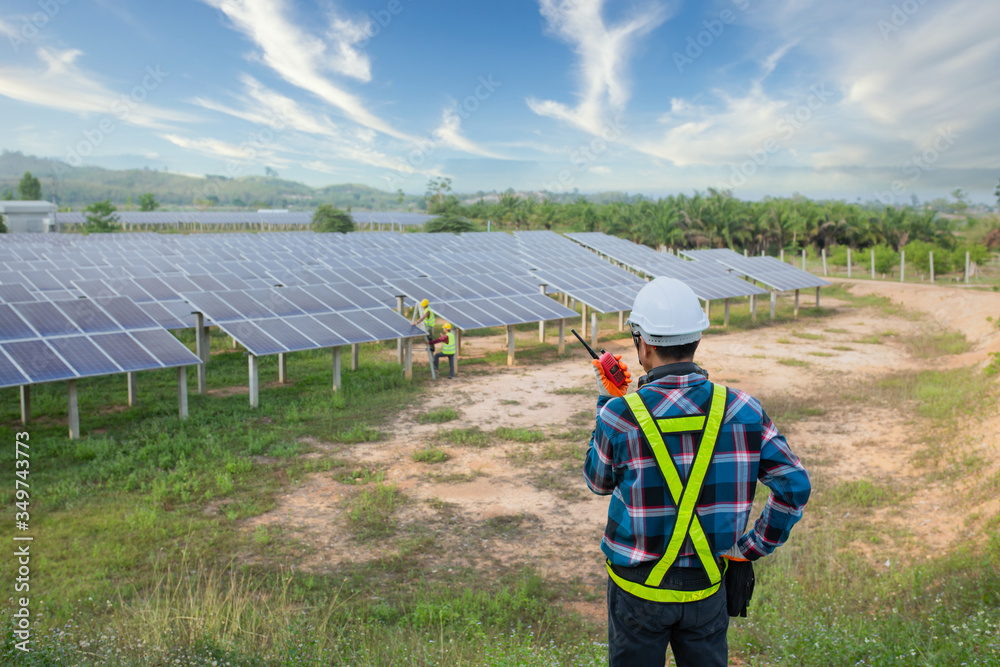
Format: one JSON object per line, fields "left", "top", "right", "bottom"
{"left": 0, "top": 150, "right": 425, "bottom": 211}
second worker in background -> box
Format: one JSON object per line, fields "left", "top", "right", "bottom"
{"left": 429, "top": 322, "right": 457, "bottom": 379}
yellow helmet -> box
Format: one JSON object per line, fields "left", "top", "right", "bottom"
{"left": 421, "top": 298, "right": 429, "bottom": 308}
{"left": 442, "top": 322, "right": 452, "bottom": 330}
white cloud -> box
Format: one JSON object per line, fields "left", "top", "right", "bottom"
{"left": 527, "top": 0, "right": 669, "bottom": 135}
{"left": 203, "top": 0, "right": 416, "bottom": 141}
{"left": 433, "top": 102, "right": 506, "bottom": 159}
{"left": 0, "top": 47, "right": 195, "bottom": 130}
{"left": 160, "top": 133, "right": 288, "bottom": 165}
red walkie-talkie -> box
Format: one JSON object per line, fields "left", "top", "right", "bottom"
{"left": 571, "top": 329, "right": 628, "bottom": 389}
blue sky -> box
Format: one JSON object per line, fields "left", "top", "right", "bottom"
{"left": 1, "top": 0, "right": 998, "bottom": 203}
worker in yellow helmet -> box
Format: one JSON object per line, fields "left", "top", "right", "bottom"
{"left": 414, "top": 297, "right": 437, "bottom": 338}
{"left": 428, "top": 322, "right": 457, "bottom": 379}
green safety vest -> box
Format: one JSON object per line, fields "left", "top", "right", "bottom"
{"left": 424, "top": 307, "right": 436, "bottom": 328}
{"left": 442, "top": 331, "right": 456, "bottom": 355}
{"left": 606, "top": 382, "right": 728, "bottom": 603}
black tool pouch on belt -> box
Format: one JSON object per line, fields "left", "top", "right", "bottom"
{"left": 724, "top": 560, "right": 755, "bottom": 617}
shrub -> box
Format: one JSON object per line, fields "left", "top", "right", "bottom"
{"left": 871, "top": 244, "right": 898, "bottom": 274}
{"left": 425, "top": 214, "right": 476, "bottom": 233}
{"left": 311, "top": 204, "right": 355, "bottom": 233}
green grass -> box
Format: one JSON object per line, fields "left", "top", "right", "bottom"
{"left": 437, "top": 426, "right": 493, "bottom": 448}
{"left": 412, "top": 447, "right": 451, "bottom": 464}
{"left": 847, "top": 368, "right": 999, "bottom": 421}
{"left": 347, "top": 482, "right": 403, "bottom": 540}
{"left": 825, "top": 479, "right": 896, "bottom": 508}
{"left": 808, "top": 351, "right": 836, "bottom": 357}
{"left": 824, "top": 328, "right": 850, "bottom": 334}
{"left": 903, "top": 328, "right": 970, "bottom": 358}
{"left": 777, "top": 336, "right": 793, "bottom": 344}
{"left": 416, "top": 407, "right": 460, "bottom": 424}
{"left": 778, "top": 357, "right": 811, "bottom": 367}
{"left": 496, "top": 426, "right": 545, "bottom": 443}
{"left": 757, "top": 393, "right": 828, "bottom": 424}
{"left": 832, "top": 345, "right": 854, "bottom": 351}
{"left": 792, "top": 332, "right": 824, "bottom": 340}
{"left": 552, "top": 386, "right": 592, "bottom": 395}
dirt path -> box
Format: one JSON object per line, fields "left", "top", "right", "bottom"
{"left": 243, "top": 280, "right": 1000, "bottom": 626}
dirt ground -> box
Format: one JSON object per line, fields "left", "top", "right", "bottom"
{"left": 243, "top": 280, "right": 1000, "bottom": 630}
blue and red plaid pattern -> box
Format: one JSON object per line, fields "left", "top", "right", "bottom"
{"left": 584, "top": 372, "right": 811, "bottom": 568}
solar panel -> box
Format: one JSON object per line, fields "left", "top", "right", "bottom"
{"left": 226, "top": 321, "right": 286, "bottom": 356}
{"left": 311, "top": 312, "right": 372, "bottom": 345}
{"left": 0, "top": 305, "right": 37, "bottom": 341}
{"left": 129, "top": 329, "right": 201, "bottom": 367}
{"left": 139, "top": 302, "right": 190, "bottom": 330}
{"left": 2, "top": 340, "right": 75, "bottom": 383}
{"left": 47, "top": 336, "right": 122, "bottom": 377}
{"left": 334, "top": 310, "right": 401, "bottom": 342}
{"left": 54, "top": 299, "right": 121, "bottom": 334}
{"left": 95, "top": 297, "right": 160, "bottom": 329}
{"left": 0, "top": 349, "right": 30, "bottom": 388}
{"left": 276, "top": 287, "right": 328, "bottom": 314}
{"left": 90, "top": 332, "right": 161, "bottom": 372}
{"left": 283, "top": 315, "right": 347, "bottom": 347}
{"left": 254, "top": 318, "right": 326, "bottom": 352}
{"left": 13, "top": 301, "right": 80, "bottom": 337}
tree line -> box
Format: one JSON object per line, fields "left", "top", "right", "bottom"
{"left": 426, "top": 183, "right": 999, "bottom": 262}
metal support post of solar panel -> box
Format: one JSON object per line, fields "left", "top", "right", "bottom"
{"left": 0, "top": 297, "right": 202, "bottom": 438}
{"left": 181, "top": 287, "right": 425, "bottom": 406}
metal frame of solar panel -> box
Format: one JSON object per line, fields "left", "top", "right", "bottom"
{"left": 566, "top": 232, "right": 767, "bottom": 300}
{"left": 681, "top": 248, "right": 830, "bottom": 291}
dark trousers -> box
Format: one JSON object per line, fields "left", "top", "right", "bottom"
{"left": 433, "top": 352, "right": 455, "bottom": 378}
{"left": 607, "top": 571, "right": 729, "bottom": 667}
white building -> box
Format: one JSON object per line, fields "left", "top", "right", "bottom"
{"left": 0, "top": 201, "right": 57, "bottom": 233}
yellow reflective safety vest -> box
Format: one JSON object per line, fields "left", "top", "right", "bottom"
{"left": 606, "top": 382, "right": 728, "bottom": 603}
{"left": 424, "top": 307, "right": 436, "bottom": 329}
{"left": 442, "top": 331, "right": 456, "bottom": 355}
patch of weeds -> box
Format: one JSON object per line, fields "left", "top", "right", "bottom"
{"left": 777, "top": 336, "right": 793, "bottom": 344}
{"left": 778, "top": 358, "right": 811, "bottom": 367}
{"left": 331, "top": 424, "right": 382, "bottom": 443}
{"left": 496, "top": 426, "right": 545, "bottom": 443}
{"left": 793, "top": 332, "right": 825, "bottom": 340}
{"left": 417, "top": 407, "right": 459, "bottom": 424}
{"left": 428, "top": 469, "right": 486, "bottom": 484}
{"left": 849, "top": 368, "right": 998, "bottom": 421}
{"left": 808, "top": 351, "right": 836, "bottom": 357}
{"left": 986, "top": 352, "right": 1000, "bottom": 376}
{"left": 758, "top": 393, "right": 828, "bottom": 423}
{"left": 902, "top": 329, "right": 970, "bottom": 358}
{"left": 552, "top": 427, "right": 593, "bottom": 441}
{"left": 334, "top": 467, "right": 383, "bottom": 485}
{"left": 529, "top": 470, "right": 587, "bottom": 501}
{"left": 825, "top": 479, "right": 895, "bottom": 508}
{"left": 552, "top": 386, "right": 591, "bottom": 396}
{"left": 499, "top": 399, "right": 521, "bottom": 405}
{"left": 437, "top": 426, "right": 493, "bottom": 448}
{"left": 347, "top": 482, "right": 402, "bottom": 540}
{"left": 483, "top": 513, "right": 526, "bottom": 537}
{"left": 824, "top": 328, "right": 849, "bottom": 334}
{"left": 569, "top": 409, "right": 594, "bottom": 426}
{"left": 832, "top": 345, "right": 854, "bottom": 351}
{"left": 751, "top": 354, "right": 767, "bottom": 359}
{"left": 412, "top": 447, "right": 451, "bottom": 464}
{"left": 508, "top": 441, "right": 581, "bottom": 466}
{"left": 425, "top": 497, "right": 458, "bottom": 514}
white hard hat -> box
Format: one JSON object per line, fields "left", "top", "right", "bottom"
{"left": 626, "top": 277, "right": 708, "bottom": 346}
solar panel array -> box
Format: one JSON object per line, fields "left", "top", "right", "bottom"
{"left": 680, "top": 249, "right": 830, "bottom": 291}
{"left": 515, "top": 231, "right": 646, "bottom": 312}
{"left": 567, "top": 232, "right": 767, "bottom": 300}
{"left": 0, "top": 296, "right": 201, "bottom": 389}
{"left": 55, "top": 210, "right": 435, "bottom": 228}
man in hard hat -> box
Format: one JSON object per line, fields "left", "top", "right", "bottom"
{"left": 428, "top": 322, "right": 457, "bottom": 379}
{"left": 585, "top": 277, "right": 811, "bottom": 667}
{"left": 414, "top": 298, "right": 436, "bottom": 338}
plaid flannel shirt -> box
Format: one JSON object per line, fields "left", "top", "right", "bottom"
{"left": 584, "top": 369, "right": 811, "bottom": 568}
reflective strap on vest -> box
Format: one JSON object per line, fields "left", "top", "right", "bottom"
{"left": 442, "top": 331, "right": 456, "bottom": 355}
{"left": 607, "top": 383, "right": 728, "bottom": 602}
{"left": 424, "top": 308, "right": 436, "bottom": 328}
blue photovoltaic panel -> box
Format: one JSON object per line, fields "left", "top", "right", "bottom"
{"left": 2, "top": 340, "right": 75, "bottom": 383}
{"left": 428, "top": 302, "right": 486, "bottom": 330}
{"left": 283, "top": 315, "right": 347, "bottom": 347}
{"left": 133, "top": 276, "right": 180, "bottom": 301}
{"left": 312, "top": 312, "right": 371, "bottom": 345}
{"left": 228, "top": 321, "right": 286, "bottom": 356}
{"left": 187, "top": 274, "right": 229, "bottom": 292}
{"left": 95, "top": 297, "right": 159, "bottom": 329}
{"left": 214, "top": 274, "right": 252, "bottom": 291}
{"left": 245, "top": 290, "right": 303, "bottom": 317}
{"left": 54, "top": 299, "right": 121, "bottom": 334}
{"left": 13, "top": 301, "right": 80, "bottom": 337}
{"left": 0, "top": 284, "right": 37, "bottom": 303}
{"left": 139, "top": 302, "right": 190, "bottom": 330}
{"left": 0, "top": 305, "right": 37, "bottom": 341}
{"left": 47, "top": 336, "right": 121, "bottom": 377}
{"left": 181, "top": 292, "right": 242, "bottom": 322}
{"left": 301, "top": 284, "right": 355, "bottom": 311}
{"left": 0, "top": 349, "right": 29, "bottom": 388}
{"left": 72, "top": 279, "right": 120, "bottom": 300}
{"left": 254, "top": 318, "right": 320, "bottom": 352}
{"left": 219, "top": 291, "right": 274, "bottom": 319}
{"left": 90, "top": 332, "right": 161, "bottom": 372}
{"left": 492, "top": 297, "right": 536, "bottom": 322}
{"left": 129, "top": 329, "right": 202, "bottom": 367}
{"left": 21, "top": 270, "right": 63, "bottom": 291}
{"left": 161, "top": 275, "right": 202, "bottom": 293}
{"left": 276, "top": 287, "right": 327, "bottom": 314}
{"left": 336, "top": 310, "right": 401, "bottom": 342}
{"left": 365, "top": 309, "right": 424, "bottom": 339}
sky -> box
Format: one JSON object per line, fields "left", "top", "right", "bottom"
{"left": 0, "top": 0, "right": 998, "bottom": 204}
